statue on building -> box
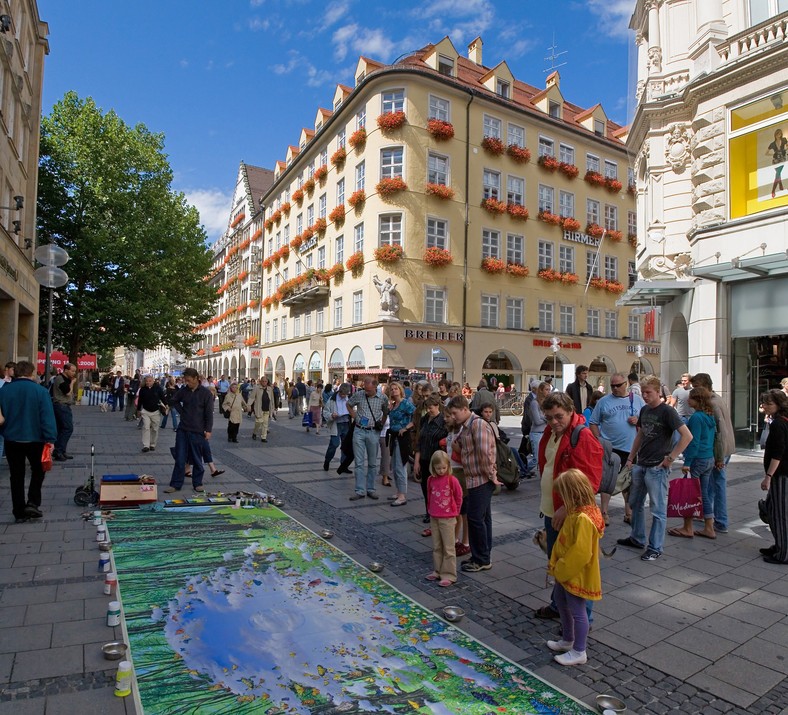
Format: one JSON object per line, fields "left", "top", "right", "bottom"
{"left": 373, "top": 275, "right": 400, "bottom": 317}
{"left": 641, "top": 253, "right": 693, "bottom": 280}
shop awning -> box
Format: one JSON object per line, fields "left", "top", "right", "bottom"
{"left": 616, "top": 280, "right": 695, "bottom": 307}
{"left": 691, "top": 250, "right": 788, "bottom": 283}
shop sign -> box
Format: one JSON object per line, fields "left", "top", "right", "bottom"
{"left": 328, "top": 361, "right": 343, "bottom": 369}
{"left": 563, "top": 230, "right": 600, "bottom": 247}
{"left": 404, "top": 329, "right": 464, "bottom": 343}
{"left": 346, "top": 361, "right": 365, "bottom": 369}
{"left": 298, "top": 236, "right": 317, "bottom": 253}
{"left": 533, "top": 339, "right": 582, "bottom": 349}
{"left": 0, "top": 254, "right": 18, "bottom": 281}
{"left": 251, "top": 349, "right": 261, "bottom": 357}
{"left": 627, "top": 345, "right": 660, "bottom": 354}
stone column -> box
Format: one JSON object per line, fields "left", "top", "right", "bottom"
{"left": 697, "top": 0, "right": 723, "bottom": 30}
{"left": 646, "top": 0, "right": 662, "bottom": 73}
{"left": 636, "top": 30, "right": 648, "bottom": 100}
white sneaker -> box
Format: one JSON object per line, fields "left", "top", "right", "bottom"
{"left": 546, "top": 639, "right": 574, "bottom": 653}
{"left": 554, "top": 649, "right": 587, "bottom": 666}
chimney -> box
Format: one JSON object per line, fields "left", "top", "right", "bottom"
{"left": 468, "top": 36, "right": 483, "bottom": 65}
{"left": 546, "top": 70, "right": 560, "bottom": 89}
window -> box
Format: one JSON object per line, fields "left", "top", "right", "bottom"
{"left": 307, "top": 205, "right": 314, "bottom": 226}
{"left": 294, "top": 316, "right": 301, "bottom": 338}
{"left": 627, "top": 167, "right": 635, "bottom": 188}
{"left": 538, "top": 136, "right": 554, "bottom": 158}
{"left": 354, "top": 223, "right": 364, "bottom": 252}
{"left": 506, "top": 233, "right": 524, "bottom": 265}
{"left": 282, "top": 267, "right": 289, "bottom": 282}
{"left": 604, "top": 204, "right": 618, "bottom": 231}
{"left": 481, "top": 295, "right": 499, "bottom": 327}
{"left": 628, "top": 211, "right": 636, "bottom": 238}
{"left": 308, "top": 310, "right": 316, "bottom": 334}
{"left": 296, "top": 261, "right": 303, "bottom": 276}
{"left": 338, "top": 128, "right": 346, "bottom": 149}
{"left": 428, "top": 95, "right": 450, "bottom": 122}
{"left": 628, "top": 313, "right": 641, "bottom": 341}
{"left": 334, "top": 297, "right": 343, "bottom": 329}
{"left": 482, "top": 229, "right": 500, "bottom": 259}
{"left": 483, "top": 114, "right": 501, "bottom": 139}
{"left": 425, "top": 287, "right": 446, "bottom": 323}
{"left": 335, "top": 235, "right": 344, "bottom": 264}
{"left": 317, "top": 246, "right": 326, "bottom": 269}
{"left": 538, "top": 301, "right": 554, "bottom": 332}
{"left": 604, "top": 310, "right": 617, "bottom": 339}
{"left": 276, "top": 231, "right": 281, "bottom": 250}
{"left": 586, "top": 154, "right": 600, "bottom": 173}
{"left": 586, "top": 250, "right": 601, "bottom": 279}
{"left": 508, "top": 123, "right": 525, "bottom": 148}
{"left": 307, "top": 164, "right": 314, "bottom": 179}
{"left": 628, "top": 260, "right": 637, "bottom": 287}
{"left": 428, "top": 153, "right": 449, "bottom": 185}
{"left": 281, "top": 317, "right": 287, "bottom": 341}
{"left": 559, "top": 245, "right": 575, "bottom": 274}
{"left": 379, "top": 214, "right": 402, "bottom": 245}
{"left": 353, "top": 291, "right": 363, "bottom": 324}
{"left": 437, "top": 55, "right": 454, "bottom": 76}
{"left": 305, "top": 253, "right": 313, "bottom": 269}
{"left": 496, "top": 79, "right": 510, "bottom": 99}
{"left": 268, "top": 237, "right": 273, "bottom": 255}
{"left": 284, "top": 225, "right": 290, "bottom": 244}
{"left": 337, "top": 178, "right": 345, "bottom": 205}
{"left": 560, "top": 305, "right": 575, "bottom": 334}
{"left": 296, "top": 213, "right": 303, "bottom": 234}
{"left": 266, "top": 277, "right": 272, "bottom": 296}
{"left": 587, "top": 309, "right": 600, "bottom": 337}
{"left": 355, "top": 161, "right": 365, "bottom": 191}
{"left": 594, "top": 119, "right": 606, "bottom": 137}
{"left": 559, "top": 190, "right": 574, "bottom": 218}
{"left": 548, "top": 100, "right": 561, "bottom": 118}
{"left": 356, "top": 109, "right": 366, "bottom": 129}
{"left": 318, "top": 194, "right": 327, "bottom": 219}
{"left": 604, "top": 160, "right": 618, "bottom": 180}
{"left": 506, "top": 297, "right": 523, "bottom": 330}
{"left": 559, "top": 143, "right": 574, "bottom": 165}
{"left": 381, "top": 147, "right": 403, "bottom": 178}
{"left": 507, "top": 175, "right": 524, "bottom": 205}
{"left": 264, "top": 322, "right": 270, "bottom": 344}
{"left": 604, "top": 255, "right": 618, "bottom": 281}
{"left": 275, "top": 274, "right": 281, "bottom": 290}
{"left": 587, "top": 199, "right": 600, "bottom": 226}
{"left": 538, "top": 240, "right": 553, "bottom": 270}
{"left": 382, "top": 89, "right": 404, "bottom": 114}
{"left": 319, "top": 148, "right": 328, "bottom": 167}
{"left": 272, "top": 319, "right": 278, "bottom": 343}
{"left": 483, "top": 169, "right": 501, "bottom": 199}
{"left": 427, "top": 217, "right": 448, "bottom": 249}
{"left": 538, "top": 184, "right": 554, "bottom": 213}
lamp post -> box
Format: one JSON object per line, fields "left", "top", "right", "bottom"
{"left": 636, "top": 344, "right": 644, "bottom": 375}
{"left": 550, "top": 336, "right": 561, "bottom": 382}
{"left": 34, "top": 244, "right": 69, "bottom": 382}
{"left": 234, "top": 334, "right": 244, "bottom": 381}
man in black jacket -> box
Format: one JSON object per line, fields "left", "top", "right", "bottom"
{"left": 137, "top": 375, "right": 166, "bottom": 453}
{"left": 566, "top": 365, "right": 593, "bottom": 415}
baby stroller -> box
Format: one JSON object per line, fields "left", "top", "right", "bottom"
{"left": 74, "top": 444, "right": 99, "bottom": 506}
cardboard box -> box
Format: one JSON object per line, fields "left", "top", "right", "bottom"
{"left": 100, "top": 481, "right": 158, "bottom": 507}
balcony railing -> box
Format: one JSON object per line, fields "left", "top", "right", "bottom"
{"left": 717, "top": 12, "right": 788, "bottom": 64}
{"left": 280, "top": 277, "right": 330, "bottom": 306}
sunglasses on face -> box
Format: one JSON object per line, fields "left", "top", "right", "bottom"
{"left": 611, "top": 382, "right": 626, "bottom": 388}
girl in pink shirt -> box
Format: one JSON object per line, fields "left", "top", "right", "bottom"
{"left": 425, "top": 450, "right": 463, "bottom": 586}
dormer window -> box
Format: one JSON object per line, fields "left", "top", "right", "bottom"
{"left": 438, "top": 54, "right": 454, "bottom": 77}
{"left": 594, "top": 119, "right": 606, "bottom": 137}
{"left": 549, "top": 101, "right": 561, "bottom": 119}
{"left": 316, "top": 121, "right": 323, "bottom": 131}
{"left": 300, "top": 140, "right": 306, "bottom": 150}
{"left": 356, "top": 72, "right": 365, "bottom": 85}
{"left": 334, "top": 98, "right": 342, "bottom": 111}
{"left": 496, "top": 79, "right": 510, "bottom": 99}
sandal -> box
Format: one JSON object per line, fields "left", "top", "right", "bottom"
{"left": 623, "top": 515, "right": 631, "bottom": 524}
{"left": 421, "top": 528, "right": 432, "bottom": 537}
{"left": 211, "top": 469, "right": 225, "bottom": 477}
{"left": 381, "top": 476, "right": 392, "bottom": 487}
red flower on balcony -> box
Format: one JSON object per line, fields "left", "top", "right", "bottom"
{"left": 272, "top": 209, "right": 282, "bottom": 225}
{"left": 481, "top": 136, "right": 505, "bottom": 156}
{"left": 627, "top": 183, "right": 636, "bottom": 196}
{"left": 377, "top": 111, "right": 407, "bottom": 133}
{"left": 331, "top": 147, "right": 346, "bottom": 169}
{"left": 244, "top": 336, "right": 258, "bottom": 346}
{"left": 263, "top": 257, "right": 272, "bottom": 270}
{"left": 538, "top": 210, "right": 562, "bottom": 226}
{"left": 481, "top": 257, "right": 506, "bottom": 274}
{"left": 314, "top": 164, "right": 328, "bottom": 183}
{"left": 301, "top": 226, "right": 314, "bottom": 241}
{"left": 561, "top": 216, "right": 581, "bottom": 232}
{"left": 249, "top": 299, "right": 259, "bottom": 309}
{"left": 196, "top": 349, "right": 206, "bottom": 356}
{"left": 346, "top": 250, "right": 364, "bottom": 274}
{"left": 280, "top": 245, "right": 290, "bottom": 260}
{"left": 329, "top": 205, "right": 346, "bottom": 226}
{"left": 313, "top": 218, "right": 327, "bottom": 235}
{"left": 607, "top": 229, "right": 623, "bottom": 242}
{"left": 537, "top": 155, "right": 560, "bottom": 172}
{"left": 558, "top": 162, "right": 579, "bottom": 180}
{"left": 506, "top": 144, "right": 531, "bottom": 164}
{"left": 292, "top": 188, "right": 305, "bottom": 205}
{"left": 290, "top": 234, "right": 303, "bottom": 250}
{"left": 604, "top": 177, "right": 623, "bottom": 194}
{"left": 481, "top": 197, "right": 507, "bottom": 215}
{"left": 264, "top": 217, "right": 274, "bottom": 232}
{"left": 282, "top": 201, "right": 292, "bottom": 216}
{"left": 584, "top": 170, "right": 605, "bottom": 187}
{"left": 261, "top": 296, "right": 272, "bottom": 309}
{"left": 374, "top": 244, "right": 404, "bottom": 263}
{"left": 427, "top": 119, "right": 454, "bottom": 141}
{"left": 329, "top": 262, "right": 345, "bottom": 282}
{"left": 507, "top": 203, "right": 529, "bottom": 221}
{"left": 424, "top": 246, "right": 452, "bottom": 267}
{"left": 238, "top": 270, "right": 249, "bottom": 281}
{"left": 586, "top": 223, "right": 604, "bottom": 239}
{"left": 303, "top": 177, "right": 315, "bottom": 195}
{"left": 251, "top": 229, "right": 262, "bottom": 243}
{"left": 538, "top": 268, "right": 579, "bottom": 284}
{"left": 349, "top": 128, "right": 367, "bottom": 150}
{"left": 348, "top": 189, "right": 366, "bottom": 209}
{"left": 506, "top": 262, "right": 529, "bottom": 277}
{"left": 231, "top": 212, "right": 245, "bottom": 228}
{"left": 376, "top": 177, "right": 408, "bottom": 199}
{"left": 628, "top": 233, "right": 637, "bottom": 248}
{"left": 605, "top": 280, "right": 625, "bottom": 294}
{"left": 425, "top": 183, "right": 455, "bottom": 200}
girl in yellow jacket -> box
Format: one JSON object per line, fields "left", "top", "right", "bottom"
{"left": 547, "top": 468, "right": 605, "bottom": 666}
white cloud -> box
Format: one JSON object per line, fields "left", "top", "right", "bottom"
{"left": 332, "top": 23, "right": 397, "bottom": 63}
{"left": 418, "top": 0, "right": 495, "bottom": 45}
{"left": 270, "top": 51, "right": 333, "bottom": 87}
{"left": 322, "top": 0, "right": 350, "bottom": 28}
{"left": 248, "top": 17, "right": 271, "bottom": 31}
{"left": 179, "top": 59, "right": 189, "bottom": 68}
{"left": 585, "top": 0, "right": 635, "bottom": 39}
{"left": 184, "top": 188, "right": 233, "bottom": 241}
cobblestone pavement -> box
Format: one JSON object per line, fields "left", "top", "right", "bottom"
{"left": 1, "top": 405, "right": 786, "bottom": 714}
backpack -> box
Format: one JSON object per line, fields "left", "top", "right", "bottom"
{"left": 521, "top": 392, "right": 534, "bottom": 435}
{"left": 470, "top": 415, "right": 519, "bottom": 490}
{"left": 569, "top": 423, "right": 620, "bottom": 495}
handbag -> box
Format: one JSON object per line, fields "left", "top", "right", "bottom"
{"left": 223, "top": 394, "right": 237, "bottom": 419}
{"left": 667, "top": 475, "right": 702, "bottom": 518}
{"left": 158, "top": 401, "right": 169, "bottom": 417}
{"left": 613, "top": 464, "right": 632, "bottom": 496}
{"left": 41, "top": 443, "right": 53, "bottom": 473}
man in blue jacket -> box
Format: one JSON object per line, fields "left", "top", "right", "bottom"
{"left": 0, "top": 360, "right": 57, "bottom": 522}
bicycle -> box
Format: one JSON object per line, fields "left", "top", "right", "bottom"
{"left": 499, "top": 393, "right": 524, "bottom": 416}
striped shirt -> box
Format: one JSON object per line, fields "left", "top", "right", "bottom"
{"left": 347, "top": 390, "right": 388, "bottom": 429}
{"left": 455, "top": 414, "right": 497, "bottom": 489}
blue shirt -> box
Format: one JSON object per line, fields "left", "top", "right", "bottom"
{"left": 682, "top": 411, "right": 715, "bottom": 462}
{"left": 217, "top": 379, "right": 230, "bottom": 394}
{"left": 388, "top": 398, "right": 415, "bottom": 432}
{"left": 589, "top": 392, "right": 645, "bottom": 451}
{"left": 0, "top": 378, "right": 57, "bottom": 443}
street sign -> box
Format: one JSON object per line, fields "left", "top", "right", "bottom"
{"left": 383, "top": 344, "right": 397, "bottom": 349}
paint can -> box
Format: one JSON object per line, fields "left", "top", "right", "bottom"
{"left": 107, "top": 600, "right": 121, "bottom": 627}
{"left": 103, "top": 572, "right": 117, "bottom": 596}
{"left": 234, "top": 496, "right": 241, "bottom": 509}
{"left": 96, "top": 524, "right": 107, "bottom": 542}
{"left": 98, "top": 553, "right": 111, "bottom": 572}
{"left": 93, "top": 511, "right": 103, "bottom": 526}
{"left": 114, "top": 660, "right": 132, "bottom": 697}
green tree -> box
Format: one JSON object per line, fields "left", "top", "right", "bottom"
{"left": 37, "top": 91, "right": 216, "bottom": 360}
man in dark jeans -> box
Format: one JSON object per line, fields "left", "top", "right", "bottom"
{"left": 51, "top": 362, "right": 77, "bottom": 461}
{"left": 165, "top": 367, "right": 214, "bottom": 494}
{"left": 323, "top": 383, "right": 352, "bottom": 470}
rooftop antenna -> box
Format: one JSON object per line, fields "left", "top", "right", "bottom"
{"left": 544, "top": 34, "right": 568, "bottom": 73}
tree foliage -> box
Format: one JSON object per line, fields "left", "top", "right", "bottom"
{"left": 37, "top": 91, "right": 216, "bottom": 360}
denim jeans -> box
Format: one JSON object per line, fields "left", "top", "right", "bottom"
{"left": 466, "top": 480, "right": 494, "bottom": 565}
{"left": 688, "top": 457, "right": 715, "bottom": 519}
{"left": 629, "top": 464, "right": 670, "bottom": 553}
{"left": 711, "top": 456, "right": 730, "bottom": 530}
{"left": 353, "top": 428, "right": 379, "bottom": 495}
{"left": 52, "top": 403, "right": 73, "bottom": 455}
{"left": 324, "top": 421, "right": 350, "bottom": 464}
{"left": 529, "top": 431, "right": 544, "bottom": 472}
{"left": 161, "top": 409, "right": 179, "bottom": 430}
{"left": 392, "top": 440, "right": 407, "bottom": 494}
{"left": 170, "top": 430, "right": 206, "bottom": 489}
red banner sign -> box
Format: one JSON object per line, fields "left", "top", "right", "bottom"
{"left": 37, "top": 352, "right": 97, "bottom": 374}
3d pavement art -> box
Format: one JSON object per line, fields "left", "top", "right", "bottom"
{"left": 108, "top": 505, "right": 594, "bottom": 714}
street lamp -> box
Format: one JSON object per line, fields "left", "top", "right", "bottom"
{"left": 234, "top": 333, "right": 244, "bottom": 381}
{"left": 636, "top": 344, "right": 644, "bottom": 375}
{"left": 34, "top": 244, "right": 69, "bottom": 382}
{"left": 550, "top": 336, "right": 561, "bottom": 381}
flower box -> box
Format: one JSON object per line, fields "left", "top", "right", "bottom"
{"left": 272, "top": 209, "right": 282, "bottom": 225}
{"left": 426, "top": 118, "right": 454, "bottom": 141}
{"left": 231, "top": 213, "right": 245, "bottom": 228}
{"left": 280, "top": 245, "right": 290, "bottom": 260}
{"left": 537, "top": 155, "right": 560, "bottom": 172}
{"left": 329, "top": 262, "right": 345, "bottom": 282}
{"left": 264, "top": 217, "right": 274, "bottom": 232}
{"left": 558, "top": 162, "right": 579, "bottom": 179}
{"left": 346, "top": 250, "right": 364, "bottom": 273}
{"left": 328, "top": 205, "right": 345, "bottom": 226}
{"left": 330, "top": 147, "right": 346, "bottom": 169}
{"left": 481, "top": 256, "right": 506, "bottom": 274}
{"left": 303, "top": 177, "right": 315, "bottom": 195}
{"left": 244, "top": 336, "right": 258, "bottom": 346}
{"left": 604, "top": 177, "right": 623, "bottom": 194}
{"left": 238, "top": 270, "right": 249, "bottom": 281}
{"left": 263, "top": 257, "right": 272, "bottom": 270}
{"left": 377, "top": 111, "right": 407, "bottom": 133}
{"left": 292, "top": 188, "right": 304, "bottom": 205}
{"left": 589, "top": 276, "right": 607, "bottom": 291}
{"left": 605, "top": 280, "right": 625, "bottom": 294}
{"left": 425, "top": 183, "right": 455, "bottom": 200}
{"left": 314, "top": 164, "right": 328, "bottom": 183}
{"left": 376, "top": 177, "right": 408, "bottom": 199}
{"left": 424, "top": 246, "right": 452, "bottom": 267}
{"left": 628, "top": 233, "right": 637, "bottom": 249}
{"left": 585, "top": 223, "right": 604, "bottom": 239}
{"left": 249, "top": 299, "right": 259, "bottom": 309}
{"left": 251, "top": 229, "right": 263, "bottom": 242}
{"left": 507, "top": 144, "right": 531, "bottom": 164}
{"left": 281, "top": 201, "right": 291, "bottom": 216}
{"left": 607, "top": 229, "right": 623, "bottom": 242}
{"left": 481, "top": 197, "right": 507, "bottom": 215}
{"left": 301, "top": 226, "right": 314, "bottom": 241}
{"left": 481, "top": 136, "right": 505, "bottom": 156}
{"left": 348, "top": 189, "right": 366, "bottom": 209}
{"left": 627, "top": 183, "right": 636, "bottom": 196}
{"left": 374, "top": 244, "right": 404, "bottom": 263}
{"left": 261, "top": 296, "right": 272, "bottom": 309}
{"left": 584, "top": 170, "right": 605, "bottom": 187}
{"left": 196, "top": 349, "right": 206, "bottom": 356}
{"left": 507, "top": 203, "right": 529, "bottom": 221}
{"left": 313, "top": 218, "right": 327, "bottom": 235}
{"left": 561, "top": 216, "right": 581, "bottom": 232}
{"left": 506, "top": 262, "right": 529, "bottom": 277}
{"left": 538, "top": 210, "right": 562, "bottom": 226}
{"left": 290, "top": 234, "right": 303, "bottom": 250}
{"left": 349, "top": 128, "right": 367, "bottom": 150}
{"left": 538, "top": 268, "right": 579, "bottom": 284}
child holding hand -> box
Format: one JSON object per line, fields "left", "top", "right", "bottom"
{"left": 547, "top": 468, "right": 605, "bottom": 666}
{"left": 425, "top": 450, "right": 463, "bottom": 587}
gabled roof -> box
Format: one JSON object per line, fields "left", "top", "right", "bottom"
{"left": 574, "top": 103, "right": 603, "bottom": 122}
{"left": 243, "top": 163, "right": 274, "bottom": 215}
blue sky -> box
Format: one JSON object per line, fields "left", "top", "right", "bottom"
{"left": 38, "top": 0, "right": 635, "bottom": 242}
